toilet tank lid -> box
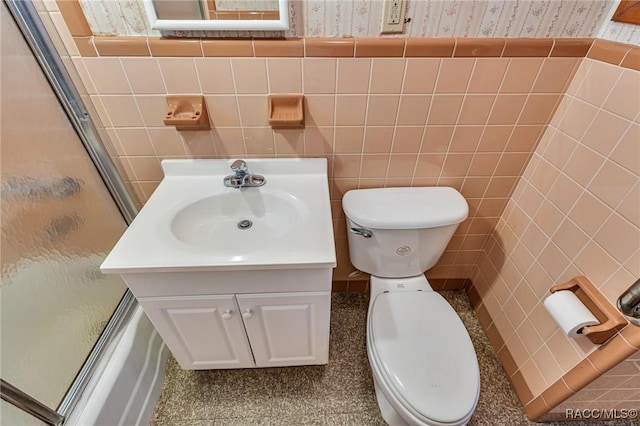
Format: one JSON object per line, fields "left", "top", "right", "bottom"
{"left": 342, "top": 187, "right": 468, "bottom": 229}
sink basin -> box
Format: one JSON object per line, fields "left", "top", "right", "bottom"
{"left": 170, "top": 190, "right": 307, "bottom": 254}
{"left": 101, "top": 159, "right": 336, "bottom": 273}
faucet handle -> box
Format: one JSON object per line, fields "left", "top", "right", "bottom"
{"left": 231, "top": 160, "right": 247, "bottom": 172}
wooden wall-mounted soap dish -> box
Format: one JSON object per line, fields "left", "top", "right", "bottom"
{"left": 550, "top": 276, "right": 628, "bottom": 344}
{"left": 164, "top": 95, "right": 210, "bottom": 131}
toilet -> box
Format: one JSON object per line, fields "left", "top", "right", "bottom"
{"left": 342, "top": 187, "right": 480, "bottom": 426}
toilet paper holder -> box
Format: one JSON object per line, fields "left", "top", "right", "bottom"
{"left": 550, "top": 276, "right": 627, "bottom": 344}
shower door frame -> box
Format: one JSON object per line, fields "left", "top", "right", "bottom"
{"left": 2, "top": 0, "right": 140, "bottom": 423}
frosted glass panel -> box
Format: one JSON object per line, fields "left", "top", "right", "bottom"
{"left": 0, "top": 401, "right": 46, "bottom": 426}
{"left": 0, "top": 4, "right": 128, "bottom": 410}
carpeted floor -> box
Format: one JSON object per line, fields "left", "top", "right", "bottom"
{"left": 151, "top": 291, "right": 633, "bottom": 425}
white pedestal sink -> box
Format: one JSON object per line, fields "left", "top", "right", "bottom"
{"left": 101, "top": 159, "right": 336, "bottom": 370}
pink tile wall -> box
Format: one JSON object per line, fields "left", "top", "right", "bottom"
{"left": 550, "top": 349, "right": 640, "bottom": 415}
{"left": 472, "top": 58, "right": 639, "bottom": 400}
{"left": 78, "top": 55, "right": 578, "bottom": 281}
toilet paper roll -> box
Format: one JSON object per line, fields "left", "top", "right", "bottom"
{"left": 543, "top": 290, "right": 599, "bottom": 338}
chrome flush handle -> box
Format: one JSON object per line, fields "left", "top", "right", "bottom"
{"left": 350, "top": 227, "right": 373, "bottom": 238}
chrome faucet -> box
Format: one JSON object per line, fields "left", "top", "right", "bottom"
{"left": 223, "top": 160, "right": 266, "bottom": 188}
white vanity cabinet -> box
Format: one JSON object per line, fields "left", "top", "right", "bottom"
{"left": 236, "top": 292, "right": 330, "bottom": 367}
{"left": 138, "top": 291, "right": 330, "bottom": 370}
{"left": 139, "top": 291, "right": 330, "bottom": 370}
{"left": 124, "top": 268, "right": 334, "bottom": 370}
{"left": 138, "top": 294, "right": 254, "bottom": 370}
{"left": 100, "top": 159, "right": 337, "bottom": 371}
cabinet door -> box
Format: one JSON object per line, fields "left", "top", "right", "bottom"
{"left": 139, "top": 295, "right": 254, "bottom": 370}
{"left": 236, "top": 292, "right": 330, "bottom": 367}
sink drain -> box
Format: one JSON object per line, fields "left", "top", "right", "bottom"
{"left": 237, "top": 219, "right": 253, "bottom": 230}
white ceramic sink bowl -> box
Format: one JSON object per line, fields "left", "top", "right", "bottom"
{"left": 170, "top": 190, "right": 305, "bottom": 254}
{"left": 101, "top": 159, "right": 336, "bottom": 273}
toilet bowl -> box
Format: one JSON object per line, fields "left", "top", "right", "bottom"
{"left": 367, "top": 275, "right": 480, "bottom": 426}
{"left": 342, "top": 187, "right": 480, "bottom": 426}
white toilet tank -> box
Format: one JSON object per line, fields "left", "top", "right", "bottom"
{"left": 342, "top": 187, "right": 468, "bottom": 278}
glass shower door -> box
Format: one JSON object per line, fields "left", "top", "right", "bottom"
{"left": 1, "top": 2, "right": 128, "bottom": 420}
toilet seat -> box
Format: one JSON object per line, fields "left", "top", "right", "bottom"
{"left": 368, "top": 292, "right": 480, "bottom": 425}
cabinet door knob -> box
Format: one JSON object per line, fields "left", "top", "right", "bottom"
{"left": 222, "top": 309, "right": 233, "bottom": 320}
{"left": 242, "top": 309, "right": 253, "bottom": 319}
